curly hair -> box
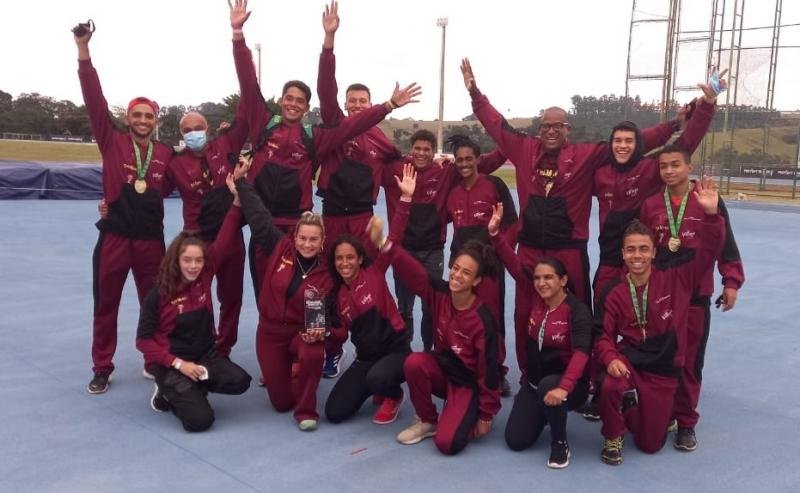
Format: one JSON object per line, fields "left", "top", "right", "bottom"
{"left": 157, "top": 231, "right": 207, "bottom": 298}
{"left": 453, "top": 240, "right": 499, "bottom": 279}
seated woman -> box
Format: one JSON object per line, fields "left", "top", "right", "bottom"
{"left": 229, "top": 158, "right": 332, "bottom": 432}
{"left": 323, "top": 165, "right": 418, "bottom": 425}
{"left": 136, "top": 181, "right": 252, "bottom": 432}
{"left": 488, "top": 203, "right": 591, "bottom": 469}
{"left": 594, "top": 176, "right": 724, "bottom": 465}
{"left": 377, "top": 174, "right": 502, "bottom": 455}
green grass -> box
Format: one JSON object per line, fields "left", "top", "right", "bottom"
{"left": 0, "top": 140, "right": 101, "bottom": 163}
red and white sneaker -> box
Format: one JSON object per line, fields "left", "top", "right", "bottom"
{"left": 372, "top": 390, "right": 405, "bottom": 425}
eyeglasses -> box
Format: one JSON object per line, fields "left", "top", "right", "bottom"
{"left": 539, "top": 122, "right": 570, "bottom": 132}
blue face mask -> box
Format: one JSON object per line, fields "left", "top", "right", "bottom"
{"left": 183, "top": 130, "right": 207, "bottom": 151}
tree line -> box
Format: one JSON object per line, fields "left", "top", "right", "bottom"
{"left": 1, "top": 89, "right": 795, "bottom": 164}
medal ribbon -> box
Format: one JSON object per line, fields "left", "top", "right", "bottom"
{"left": 663, "top": 182, "right": 693, "bottom": 240}
{"left": 538, "top": 308, "right": 554, "bottom": 351}
{"left": 627, "top": 275, "right": 648, "bottom": 342}
{"left": 133, "top": 139, "right": 154, "bottom": 180}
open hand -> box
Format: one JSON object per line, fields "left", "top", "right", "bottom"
{"left": 693, "top": 175, "right": 719, "bottom": 215}
{"left": 389, "top": 82, "right": 422, "bottom": 108}
{"left": 394, "top": 163, "right": 417, "bottom": 199}
{"left": 322, "top": 1, "right": 339, "bottom": 35}
{"left": 228, "top": 0, "right": 251, "bottom": 29}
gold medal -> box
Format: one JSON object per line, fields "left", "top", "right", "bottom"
{"left": 668, "top": 236, "right": 681, "bottom": 252}
{"left": 134, "top": 179, "right": 148, "bottom": 194}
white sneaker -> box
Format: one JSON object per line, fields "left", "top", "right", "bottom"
{"left": 396, "top": 417, "right": 437, "bottom": 445}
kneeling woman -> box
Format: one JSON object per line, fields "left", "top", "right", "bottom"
{"left": 379, "top": 179, "right": 501, "bottom": 455}
{"left": 230, "top": 160, "right": 333, "bottom": 431}
{"left": 324, "top": 165, "right": 417, "bottom": 425}
{"left": 488, "top": 203, "right": 592, "bottom": 469}
{"left": 136, "top": 184, "right": 252, "bottom": 432}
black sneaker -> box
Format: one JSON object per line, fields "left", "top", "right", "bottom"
{"left": 547, "top": 440, "right": 571, "bottom": 469}
{"left": 674, "top": 427, "right": 698, "bottom": 452}
{"left": 500, "top": 376, "right": 512, "bottom": 397}
{"left": 150, "top": 383, "right": 170, "bottom": 412}
{"left": 601, "top": 436, "right": 624, "bottom": 465}
{"left": 581, "top": 398, "right": 601, "bottom": 421}
{"left": 87, "top": 372, "right": 111, "bottom": 394}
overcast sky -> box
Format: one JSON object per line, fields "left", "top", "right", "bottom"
{"left": 2, "top": 0, "right": 799, "bottom": 120}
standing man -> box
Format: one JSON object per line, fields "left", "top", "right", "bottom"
{"left": 383, "top": 130, "right": 453, "bottom": 353}
{"left": 167, "top": 109, "right": 250, "bottom": 357}
{"left": 228, "top": 0, "right": 421, "bottom": 296}
{"left": 640, "top": 143, "right": 744, "bottom": 451}
{"left": 76, "top": 27, "right": 174, "bottom": 394}
{"left": 316, "top": 1, "right": 405, "bottom": 377}
{"left": 461, "top": 58, "right": 678, "bottom": 379}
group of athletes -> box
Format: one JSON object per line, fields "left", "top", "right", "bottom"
{"left": 74, "top": 0, "right": 745, "bottom": 469}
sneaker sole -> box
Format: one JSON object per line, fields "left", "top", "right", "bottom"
{"left": 86, "top": 374, "right": 112, "bottom": 395}
{"left": 397, "top": 430, "right": 436, "bottom": 445}
{"left": 372, "top": 392, "right": 405, "bottom": 425}
{"left": 298, "top": 420, "right": 318, "bottom": 432}
{"left": 547, "top": 450, "right": 571, "bottom": 469}
{"left": 600, "top": 455, "right": 623, "bottom": 466}
{"left": 143, "top": 369, "right": 155, "bottom": 380}
{"left": 150, "top": 385, "right": 169, "bottom": 413}
{"left": 673, "top": 442, "right": 697, "bottom": 452}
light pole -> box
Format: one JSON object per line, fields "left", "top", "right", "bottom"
{"left": 436, "top": 17, "right": 448, "bottom": 155}
{"left": 254, "top": 43, "right": 262, "bottom": 85}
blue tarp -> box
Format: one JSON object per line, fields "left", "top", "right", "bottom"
{"left": 0, "top": 160, "right": 103, "bottom": 200}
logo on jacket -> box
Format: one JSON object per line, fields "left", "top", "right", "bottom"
{"left": 625, "top": 187, "right": 639, "bottom": 198}
{"left": 551, "top": 333, "right": 566, "bottom": 344}
{"left": 451, "top": 344, "right": 464, "bottom": 355}
{"left": 660, "top": 309, "right": 673, "bottom": 321}
{"left": 360, "top": 293, "right": 373, "bottom": 305}
{"left": 277, "top": 255, "right": 293, "bottom": 273}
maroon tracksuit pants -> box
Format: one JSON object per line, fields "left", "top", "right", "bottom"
{"left": 600, "top": 361, "right": 679, "bottom": 453}
{"left": 673, "top": 302, "right": 711, "bottom": 428}
{"left": 214, "top": 230, "right": 245, "bottom": 357}
{"left": 256, "top": 326, "right": 324, "bottom": 422}
{"left": 473, "top": 272, "right": 508, "bottom": 376}
{"left": 403, "top": 352, "right": 480, "bottom": 456}
{"left": 322, "top": 211, "right": 377, "bottom": 359}
{"left": 514, "top": 244, "right": 591, "bottom": 377}
{"left": 92, "top": 231, "right": 164, "bottom": 374}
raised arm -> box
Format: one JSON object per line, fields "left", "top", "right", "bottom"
{"left": 371, "top": 163, "right": 415, "bottom": 274}
{"left": 318, "top": 1, "right": 344, "bottom": 125}
{"left": 74, "top": 26, "right": 114, "bottom": 153}
{"left": 229, "top": 0, "right": 272, "bottom": 142}
{"left": 462, "top": 58, "right": 535, "bottom": 168}
{"left": 488, "top": 203, "right": 530, "bottom": 285}
{"left": 476, "top": 148, "right": 508, "bottom": 175}
{"left": 227, "top": 157, "right": 283, "bottom": 255}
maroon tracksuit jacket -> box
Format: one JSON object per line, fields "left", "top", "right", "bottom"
{"left": 166, "top": 111, "right": 250, "bottom": 356}
{"left": 470, "top": 88, "right": 675, "bottom": 252}
{"left": 232, "top": 38, "right": 391, "bottom": 226}
{"left": 640, "top": 184, "right": 744, "bottom": 428}
{"left": 329, "top": 247, "right": 411, "bottom": 362}
{"left": 236, "top": 178, "right": 333, "bottom": 421}
{"left": 594, "top": 212, "right": 724, "bottom": 450}
{"left": 316, "top": 47, "right": 402, "bottom": 217}
{"left": 386, "top": 201, "right": 501, "bottom": 419}
{"left": 594, "top": 212, "right": 725, "bottom": 376}
{"left": 490, "top": 231, "right": 592, "bottom": 391}
{"left": 79, "top": 59, "right": 175, "bottom": 240}
{"left": 640, "top": 185, "right": 745, "bottom": 299}
{"left": 593, "top": 99, "right": 717, "bottom": 289}
{"left": 135, "top": 207, "right": 243, "bottom": 366}
{"left": 79, "top": 58, "right": 175, "bottom": 374}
